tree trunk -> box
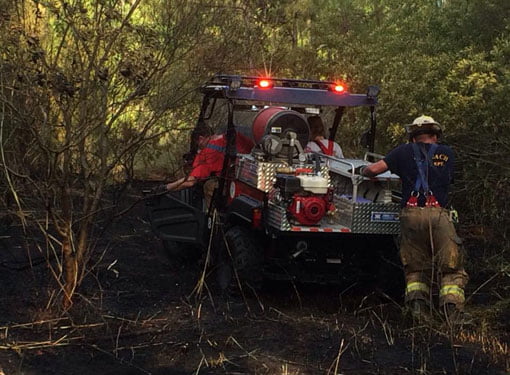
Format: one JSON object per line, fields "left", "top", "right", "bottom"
{"left": 62, "top": 231, "right": 77, "bottom": 309}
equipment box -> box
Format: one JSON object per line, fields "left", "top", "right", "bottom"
{"left": 335, "top": 196, "right": 400, "bottom": 234}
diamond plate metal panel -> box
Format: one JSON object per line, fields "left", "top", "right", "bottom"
{"left": 237, "top": 157, "right": 287, "bottom": 192}
{"left": 267, "top": 202, "right": 291, "bottom": 231}
{"left": 334, "top": 196, "right": 400, "bottom": 234}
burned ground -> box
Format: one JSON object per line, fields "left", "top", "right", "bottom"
{"left": 0, "top": 185, "right": 508, "bottom": 375}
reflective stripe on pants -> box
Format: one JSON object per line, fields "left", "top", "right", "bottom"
{"left": 440, "top": 284, "right": 465, "bottom": 304}
{"left": 405, "top": 281, "right": 429, "bottom": 302}
{"left": 406, "top": 281, "right": 429, "bottom": 295}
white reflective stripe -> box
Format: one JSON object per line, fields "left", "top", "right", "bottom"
{"left": 290, "top": 226, "right": 351, "bottom": 233}
{"left": 405, "top": 281, "right": 429, "bottom": 294}
{"left": 440, "top": 285, "right": 465, "bottom": 298}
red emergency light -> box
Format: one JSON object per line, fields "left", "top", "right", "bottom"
{"left": 330, "top": 83, "right": 347, "bottom": 93}
{"left": 256, "top": 78, "right": 274, "bottom": 89}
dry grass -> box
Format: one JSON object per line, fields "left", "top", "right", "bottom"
{"left": 0, "top": 185, "right": 508, "bottom": 374}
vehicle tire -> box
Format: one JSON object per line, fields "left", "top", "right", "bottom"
{"left": 157, "top": 240, "right": 201, "bottom": 266}
{"left": 374, "top": 236, "right": 404, "bottom": 299}
{"left": 215, "top": 226, "right": 264, "bottom": 294}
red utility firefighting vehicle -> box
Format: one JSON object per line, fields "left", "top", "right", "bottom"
{"left": 145, "top": 75, "right": 403, "bottom": 291}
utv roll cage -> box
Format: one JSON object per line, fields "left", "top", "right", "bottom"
{"left": 197, "top": 75, "right": 379, "bottom": 146}
{"left": 193, "top": 74, "right": 380, "bottom": 209}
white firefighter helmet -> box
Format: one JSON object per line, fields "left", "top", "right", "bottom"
{"left": 405, "top": 115, "right": 442, "bottom": 138}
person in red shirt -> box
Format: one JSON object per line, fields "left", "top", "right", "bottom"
{"left": 166, "top": 126, "right": 253, "bottom": 198}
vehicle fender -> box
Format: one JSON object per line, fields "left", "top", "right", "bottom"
{"left": 227, "top": 195, "right": 263, "bottom": 225}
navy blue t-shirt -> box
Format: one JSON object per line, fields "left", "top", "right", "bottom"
{"left": 384, "top": 142, "right": 455, "bottom": 208}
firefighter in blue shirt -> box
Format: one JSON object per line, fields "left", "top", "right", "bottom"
{"left": 361, "top": 116, "right": 468, "bottom": 323}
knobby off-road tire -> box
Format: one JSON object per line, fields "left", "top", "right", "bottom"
{"left": 373, "top": 236, "right": 405, "bottom": 299}
{"left": 157, "top": 240, "right": 201, "bottom": 267}
{"left": 215, "top": 226, "right": 264, "bottom": 295}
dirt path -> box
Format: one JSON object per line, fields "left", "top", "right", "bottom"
{"left": 0, "top": 187, "right": 508, "bottom": 375}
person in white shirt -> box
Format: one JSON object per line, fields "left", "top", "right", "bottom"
{"left": 305, "top": 115, "right": 344, "bottom": 158}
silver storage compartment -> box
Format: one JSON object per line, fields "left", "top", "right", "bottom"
{"left": 236, "top": 155, "right": 330, "bottom": 193}
{"left": 236, "top": 156, "right": 286, "bottom": 192}
{"left": 335, "top": 196, "right": 400, "bottom": 234}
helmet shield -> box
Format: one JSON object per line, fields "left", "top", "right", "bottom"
{"left": 405, "top": 115, "right": 442, "bottom": 138}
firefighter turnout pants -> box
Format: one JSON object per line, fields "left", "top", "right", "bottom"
{"left": 399, "top": 206, "right": 468, "bottom": 309}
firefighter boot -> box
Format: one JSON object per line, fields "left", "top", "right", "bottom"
{"left": 442, "top": 303, "right": 473, "bottom": 326}
{"left": 406, "top": 299, "right": 430, "bottom": 322}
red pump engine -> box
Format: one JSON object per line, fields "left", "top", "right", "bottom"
{"left": 288, "top": 195, "right": 327, "bottom": 225}
{"left": 275, "top": 171, "right": 333, "bottom": 226}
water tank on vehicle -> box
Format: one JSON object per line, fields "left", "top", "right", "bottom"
{"left": 252, "top": 107, "right": 310, "bottom": 157}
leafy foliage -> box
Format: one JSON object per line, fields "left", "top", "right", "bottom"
{"left": 0, "top": 0, "right": 508, "bottom": 305}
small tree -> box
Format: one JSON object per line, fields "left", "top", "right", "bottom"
{"left": 0, "top": 0, "right": 246, "bottom": 308}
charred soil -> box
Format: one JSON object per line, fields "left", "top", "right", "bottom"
{"left": 0, "top": 183, "right": 508, "bottom": 375}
